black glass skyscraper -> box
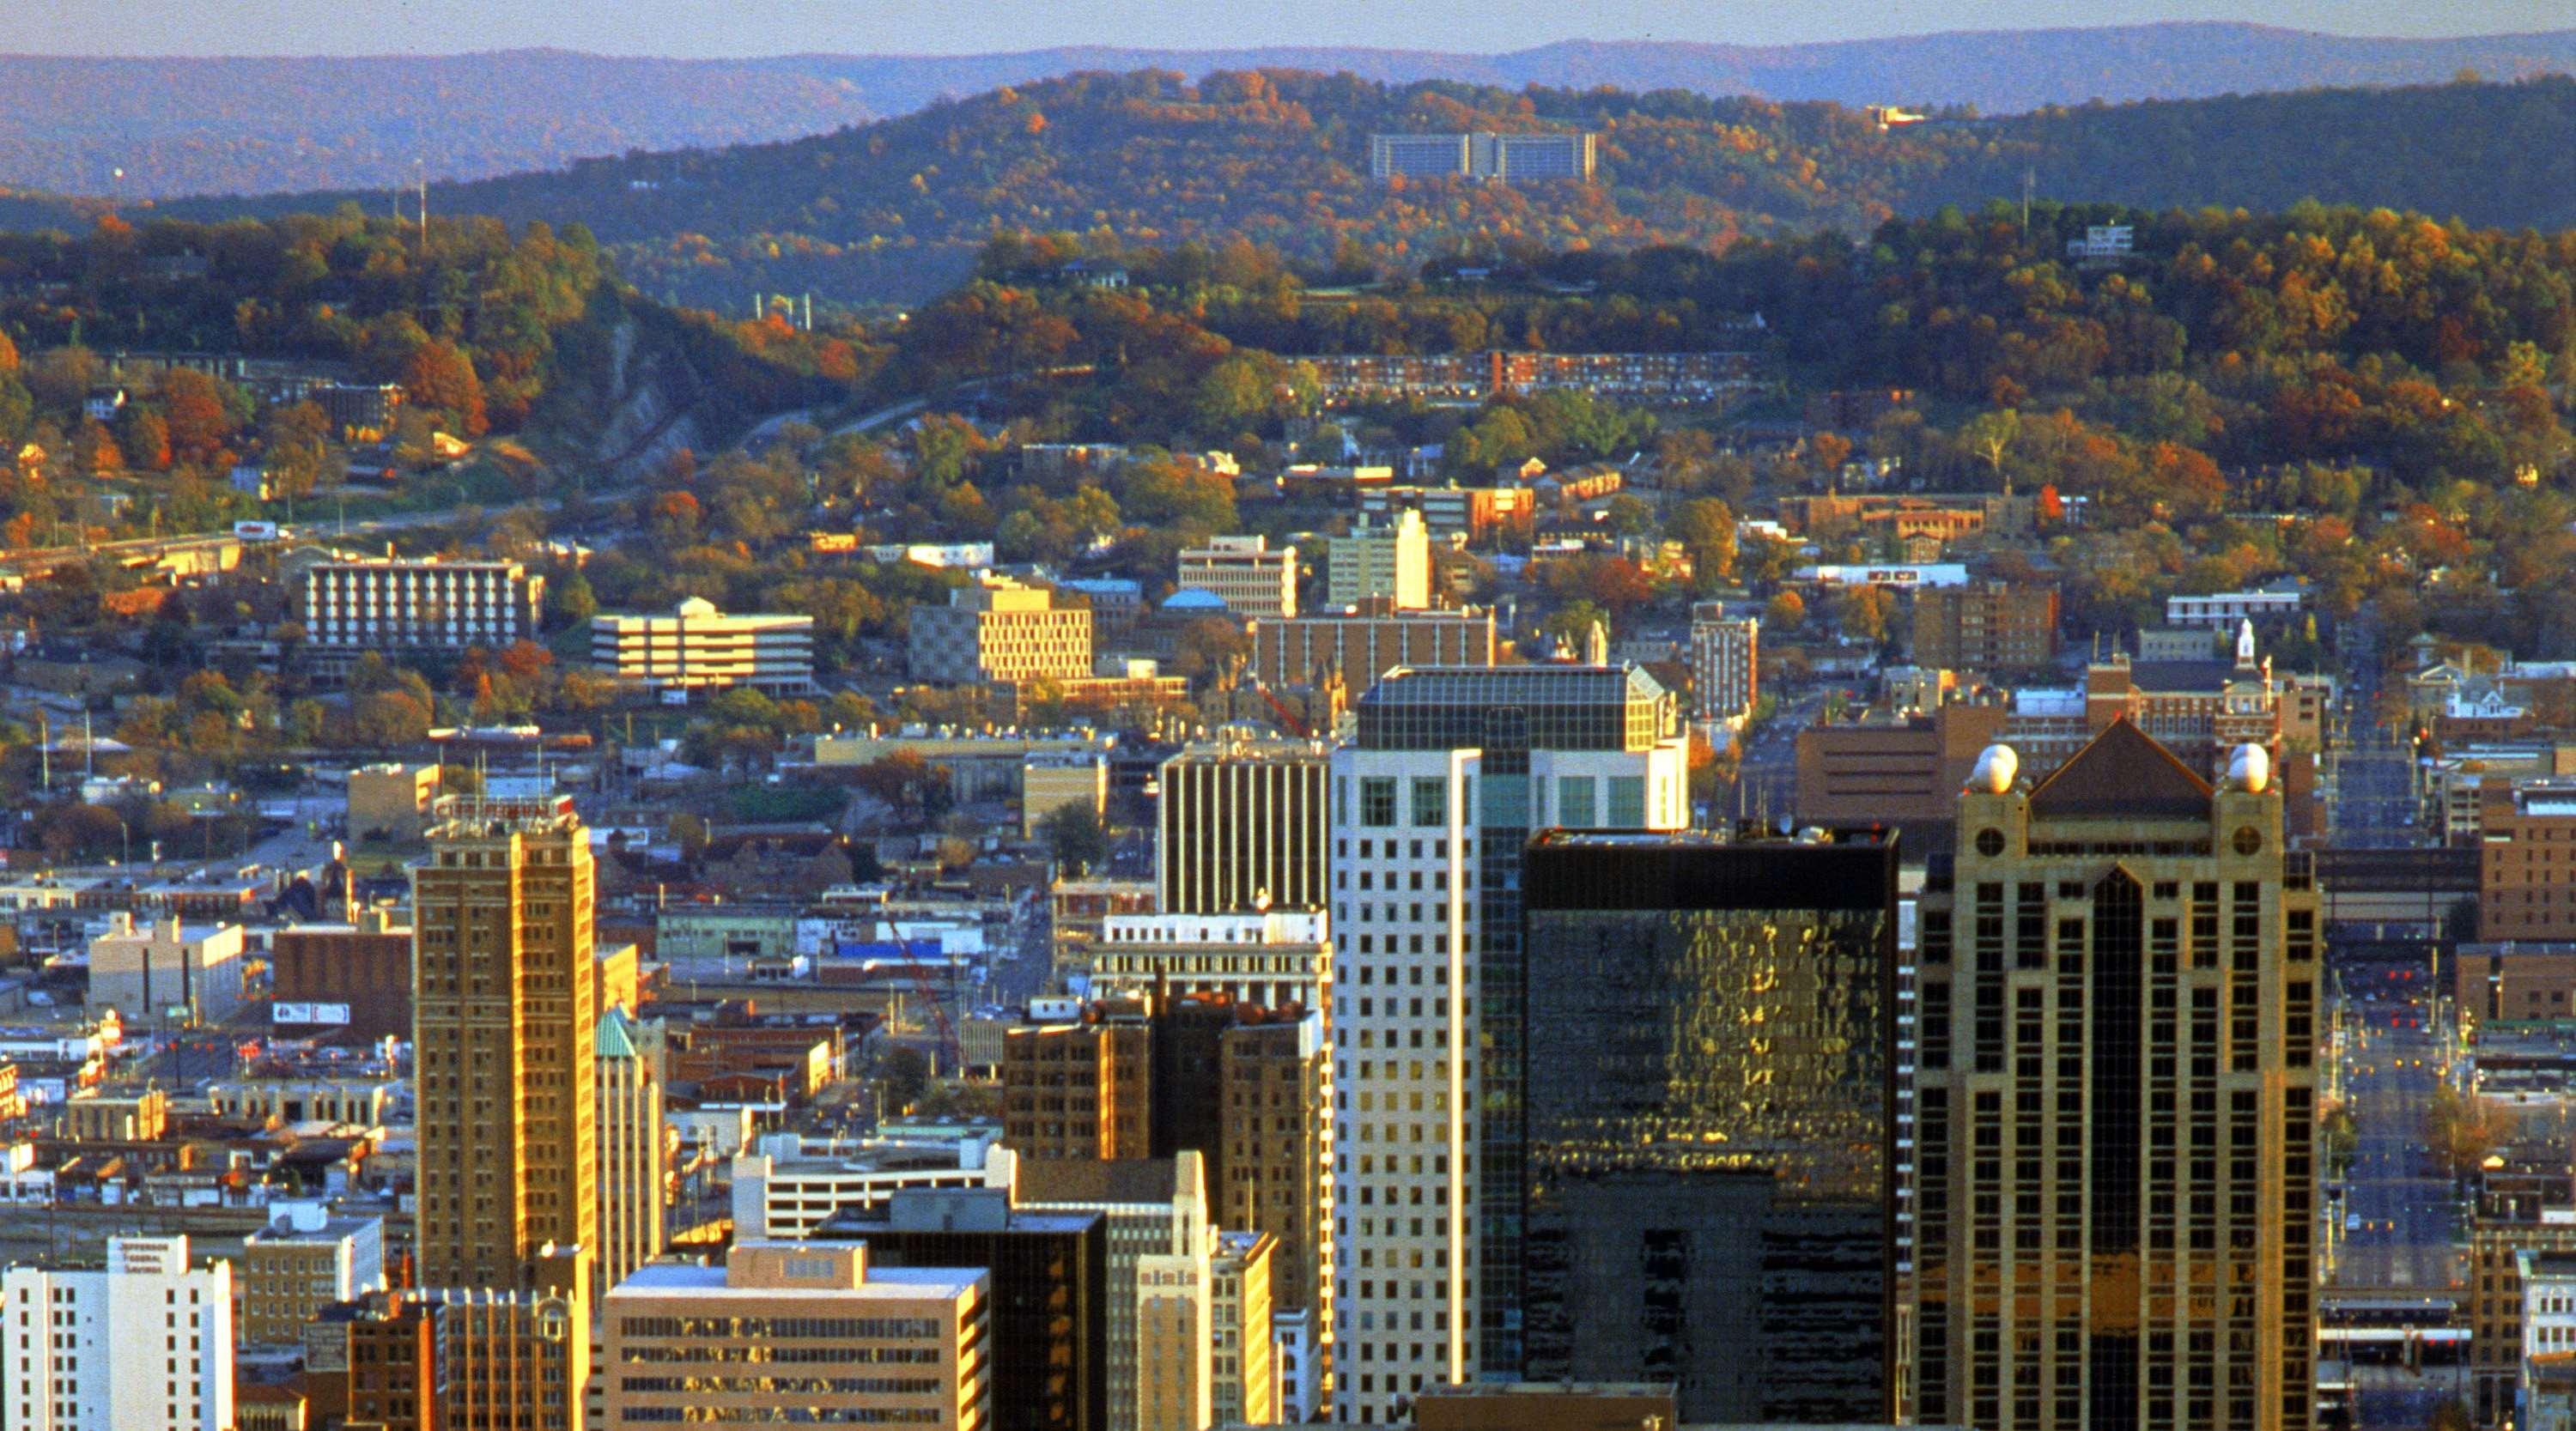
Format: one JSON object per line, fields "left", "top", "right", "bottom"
{"left": 1518, "top": 829, "right": 1899, "bottom": 1422}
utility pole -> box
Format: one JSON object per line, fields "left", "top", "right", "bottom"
{"left": 2021, "top": 166, "right": 2034, "bottom": 245}
{"left": 416, "top": 159, "right": 428, "bottom": 254}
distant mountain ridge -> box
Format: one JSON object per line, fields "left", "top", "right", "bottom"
{"left": 6, "top": 22, "right": 2576, "bottom": 199}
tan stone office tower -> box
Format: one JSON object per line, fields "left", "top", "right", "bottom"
{"left": 413, "top": 795, "right": 601, "bottom": 1293}
{"left": 1912, "top": 719, "right": 2318, "bottom": 1431}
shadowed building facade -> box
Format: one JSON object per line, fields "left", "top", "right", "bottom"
{"left": 1518, "top": 829, "right": 1899, "bottom": 1422}
{"left": 1913, "top": 719, "right": 2318, "bottom": 1431}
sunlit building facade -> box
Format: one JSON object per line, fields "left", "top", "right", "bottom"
{"left": 1912, "top": 719, "right": 2318, "bottom": 1431}
{"left": 1327, "top": 665, "right": 1688, "bottom": 1423}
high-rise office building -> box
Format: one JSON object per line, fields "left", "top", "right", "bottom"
{"left": 817, "top": 1185, "right": 1109, "bottom": 1431}
{"left": 602, "top": 1242, "right": 989, "bottom": 1430}
{"left": 412, "top": 794, "right": 599, "bottom": 1293}
{"left": 1913, "top": 719, "right": 2318, "bottom": 1431}
{"left": 595, "top": 1007, "right": 665, "bottom": 1303}
{"left": 1212, "top": 1230, "right": 1282, "bottom": 1427}
{"left": 1013, "top": 1152, "right": 1217, "bottom": 1431}
{"left": 1519, "top": 830, "right": 1899, "bottom": 1422}
{"left": 2, "top": 1236, "right": 234, "bottom": 1431}
{"left": 1328, "top": 664, "right": 1689, "bottom": 1422}
{"left": 1156, "top": 741, "right": 1331, "bottom": 914}
{"left": 1089, "top": 918, "right": 1335, "bottom": 1419}
{"left": 1002, "top": 1014, "right": 1153, "bottom": 1161}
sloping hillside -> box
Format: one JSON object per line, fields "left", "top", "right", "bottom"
{"left": 146, "top": 70, "right": 2576, "bottom": 307}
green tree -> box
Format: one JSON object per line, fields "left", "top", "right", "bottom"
{"left": 1039, "top": 801, "right": 1109, "bottom": 876}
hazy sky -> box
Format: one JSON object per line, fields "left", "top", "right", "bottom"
{"left": 5, "top": 0, "right": 2573, "bottom": 57}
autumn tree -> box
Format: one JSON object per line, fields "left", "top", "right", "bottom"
{"left": 156, "top": 368, "right": 239, "bottom": 466}
{"left": 403, "top": 339, "right": 489, "bottom": 437}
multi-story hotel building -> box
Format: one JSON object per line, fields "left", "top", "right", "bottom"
{"left": 1157, "top": 740, "right": 1331, "bottom": 913}
{"left": 601, "top": 1242, "right": 989, "bottom": 1431}
{"left": 1177, "top": 535, "right": 1298, "bottom": 620}
{"left": 1519, "top": 830, "right": 1899, "bottom": 1421}
{"left": 411, "top": 794, "right": 598, "bottom": 1293}
{"left": 1328, "top": 664, "right": 1689, "bottom": 1422}
{"left": 587, "top": 597, "right": 815, "bottom": 695}
{"left": 1913, "top": 719, "right": 2318, "bottom": 1431}
{"left": 1326, "top": 511, "right": 1432, "bottom": 611}
{"left": 908, "top": 576, "right": 1093, "bottom": 685}
{"left": 1687, "top": 603, "right": 1758, "bottom": 729}
{"left": 301, "top": 557, "right": 543, "bottom": 655}
{"left": 1, "top": 1236, "right": 234, "bottom": 1431}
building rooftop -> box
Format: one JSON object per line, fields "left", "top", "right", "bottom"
{"left": 609, "top": 1258, "right": 981, "bottom": 1301}
{"left": 1016, "top": 1156, "right": 1181, "bottom": 1208}
{"left": 2026, "top": 718, "right": 2215, "bottom": 821}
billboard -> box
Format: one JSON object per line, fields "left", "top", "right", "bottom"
{"left": 274, "top": 1003, "right": 353, "bottom": 1026}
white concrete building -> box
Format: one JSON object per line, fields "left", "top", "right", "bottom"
{"left": 731, "top": 1127, "right": 1005, "bottom": 1240}
{"left": 1178, "top": 535, "right": 1299, "bottom": 621}
{"left": 299, "top": 556, "right": 543, "bottom": 652}
{"left": 1327, "top": 511, "right": 1432, "bottom": 611}
{"left": 1327, "top": 665, "right": 1686, "bottom": 1424}
{"left": 2166, "top": 586, "right": 2306, "bottom": 627}
{"left": 83, "top": 915, "right": 245, "bottom": 1026}
{"left": 2, "top": 1235, "right": 234, "bottom": 1431}
{"left": 589, "top": 597, "right": 816, "bottom": 695}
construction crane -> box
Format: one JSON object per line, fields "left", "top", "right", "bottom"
{"left": 1252, "top": 683, "right": 1309, "bottom": 737}
{"left": 884, "top": 922, "right": 963, "bottom": 1075}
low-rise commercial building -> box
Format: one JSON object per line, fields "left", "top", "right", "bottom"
{"left": 602, "top": 1242, "right": 989, "bottom": 1431}
{"left": 270, "top": 910, "right": 413, "bottom": 1040}
{"left": 84, "top": 914, "right": 245, "bottom": 1025}
{"left": 347, "top": 764, "right": 440, "bottom": 842}
{"left": 241, "top": 1204, "right": 386, "bottom": 1346}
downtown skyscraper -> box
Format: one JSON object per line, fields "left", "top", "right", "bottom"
{"left": 1913, "top": 721, "right": 2318, "bottom": 1431}
{"left": 412, "top": 794, "right": 601, "bottom": 1293}
{"left": 1327, "top": 664, "right": 1687, "bottom": 1424}
{"left": 1519, "top": 828, "right": 1900, "bottom": 1422}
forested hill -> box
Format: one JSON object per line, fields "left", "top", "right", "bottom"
{"left": 140, "top": 70, "right": 2576, "bottom": 308}
{"left": 7, "top": 23, "right": 2576, "bottom": 200}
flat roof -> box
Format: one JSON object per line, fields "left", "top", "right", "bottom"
{"left": 609, "top": 1262, "right": 981, "bottom": 1300}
